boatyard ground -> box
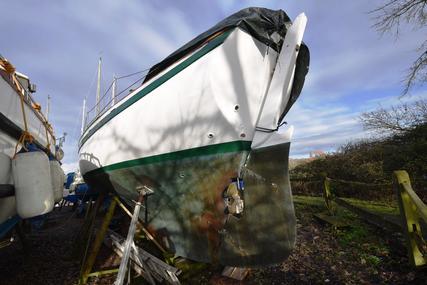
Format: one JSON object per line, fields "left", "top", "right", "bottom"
{"left": 0, "top": 199, "right": 425, "bottom": 285}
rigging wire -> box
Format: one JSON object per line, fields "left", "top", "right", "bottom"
{"left": 86, "top": 73, "right": 147, "bottom": 115}
{"left": 116, "top": 68, "right": 151, "bottom": 80}
{"left": 86, "top": 68, "right": 149, "bottom": 114}
{"left": 114, "top": 74, "right": 147, "bottom": 99}
{"left": 84, "top": 68, "right": 98, "bottom": 104}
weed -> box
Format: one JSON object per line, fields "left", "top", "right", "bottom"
{"left": 337, "top": 224, "right": 369, "bottom": 247}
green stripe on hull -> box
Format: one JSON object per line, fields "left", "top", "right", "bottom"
{"left": 79, "top": 30, "right": 233, "bottom": 149}
{"left": 86, "top": 140, "right": 252, "bottom": 175}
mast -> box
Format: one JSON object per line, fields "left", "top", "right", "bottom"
{"left": 96, "top": 57, "right": 102, "bottom": 115}
{"left": 81, "top": 97, "right": 87, "bottom": 135}
{"left": 46, "top": 94, "right": 51, "bottom": 121}
{"left": 111, "top": 74, "right": 117, "bottom": 107}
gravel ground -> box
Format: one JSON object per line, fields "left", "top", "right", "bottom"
{"left": 0, "top": 202, "right": 425, "bottom": 285}
{"left": 0, "top": 207, "right": 82, "bottom": 285}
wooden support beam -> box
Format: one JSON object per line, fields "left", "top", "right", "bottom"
{"left": 87, "top": 268, "right": 119, "bottom": 278}
{"left": 79, "top": 194, "right": 115, "bottom": 284}
{"left": 222, "top": 266, "right": 250, "bottom": 281}
{"left": 114, "top": 196, "right": 167, "bottom": 253}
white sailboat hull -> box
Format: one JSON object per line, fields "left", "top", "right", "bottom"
{"left": 79, "top": 11, "right": 308, "bottom": 266}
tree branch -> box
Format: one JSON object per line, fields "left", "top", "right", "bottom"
{"left": 359, "top": 99, "right": 427, "bottom": 134}
{"left": 370, "top": 0, "right": 427, "bottom": 94}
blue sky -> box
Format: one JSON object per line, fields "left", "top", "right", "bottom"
{"left": 1, "top": 0, "right": 426, "bottom": 172}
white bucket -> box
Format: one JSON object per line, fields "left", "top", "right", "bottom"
{"left": 50, "top": 160, "right": 65, "bottom": 203}
{"left": 12, "top": 151, "right": 54, "bottom": 218}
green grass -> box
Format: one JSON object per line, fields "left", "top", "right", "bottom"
{"left": 293, "top": 195, "right": 325, "bottom": 207}
{"left": 341, "top": 198, "right": 399, "bottom": 216}
{"left": 337, "top": 222, "right": 369, "bottom": 246}
{"left": 294, "top": 195, "right": 399, "bottom": 216}
{"left": 294, "top": 194, "right": 391, "bottom": 268}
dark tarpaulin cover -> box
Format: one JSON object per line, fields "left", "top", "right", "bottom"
{"left": 145, "top": 7, "right": 310, "bottom": 122}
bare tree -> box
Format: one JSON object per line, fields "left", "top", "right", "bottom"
{"left": 359, "top": 99, "right": 427, "bottom": 134}
{"left": 370, "top": 0, "right": 427, "bottom": 94}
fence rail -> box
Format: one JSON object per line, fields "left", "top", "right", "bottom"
{"left": 393, "top": 170, "right": 427, "bottom": 267}
{"left": 290, "top": 177, "right": 395, "bottom": 203}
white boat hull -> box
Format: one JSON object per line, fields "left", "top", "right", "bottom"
{"left": 79, "top": 11, "right": 309, "bottom": 266}
{"left": 0, "top": 65, "right": 56, "bottom": 225}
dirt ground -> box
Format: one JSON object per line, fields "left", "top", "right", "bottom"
{"left": 0, "top": 200, "right": 425, "bottom": 285}
{"left": 246, "top": 201, "right": 426, "bottom": 284}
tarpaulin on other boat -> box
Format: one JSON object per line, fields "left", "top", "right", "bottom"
{"left": 145, "top": 7, "right": 310, "bottom": 121}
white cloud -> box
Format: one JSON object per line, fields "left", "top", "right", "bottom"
{"left": 61, "top": 161, "right": 78, "bottom": 174}
{"left": 285, "top": 100, "right": 365, "bottom": 157}
{"left": 286, "top": 89, "right": 427, "bottom": 158}
{"left": 128, "top": 23, "right": 177, "bottom": 59}
{"left": 363, "top": 90, "right": 427, "bottom": 111}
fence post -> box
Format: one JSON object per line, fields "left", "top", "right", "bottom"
{"left": 393, "top": 170, "right": 427, "bottom": 268}
{"left": 323, "top": 176, "right": 335, "bottom": 216}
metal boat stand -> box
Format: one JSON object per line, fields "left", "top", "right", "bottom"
{"left": 78, "top": 187, "right": 181, "bottom": 285}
